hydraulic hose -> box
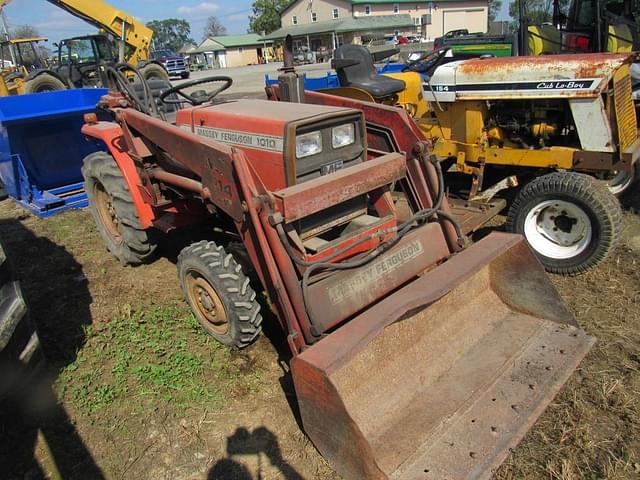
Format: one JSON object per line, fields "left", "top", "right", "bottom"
{"left": 273, "top": 157, "right": 464, "bottom": 332}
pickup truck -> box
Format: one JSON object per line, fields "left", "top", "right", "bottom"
{"left": 150, "top": 50, "right": 189, "bottom": 79}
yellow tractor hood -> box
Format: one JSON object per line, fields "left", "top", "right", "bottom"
{"left": 427, "top": 52, "right": 634, "bottom": 101}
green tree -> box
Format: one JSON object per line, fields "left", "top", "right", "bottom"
{"left": 488, "top": 0, "right": 503, "bottom": 22}
{"left": 203, "top": 16, "right": 227, "bottom": 39}
{"left": 11, "top": 25, "right": 39, "bottom": 39}
{"left": 248, "top": 0, "right": 289, "bottom": 35}
{"left": 146, "top": 18, "right": 194, "bottom": 53}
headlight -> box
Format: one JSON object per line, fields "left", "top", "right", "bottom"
{"left": 332, "top": 123, "right": 355, "bottom": 148}
{"left": 296, "top": 131, "right": 322, "bottom": 158}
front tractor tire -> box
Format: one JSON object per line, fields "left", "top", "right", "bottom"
{"left": 178, "top": 241, "right": 262, "bottom": 349}
{"left": 82, "top": 152, "right": 157, "bottom": 266}
{"left": 506, "top": 172, "right": 622, "bottom": 275}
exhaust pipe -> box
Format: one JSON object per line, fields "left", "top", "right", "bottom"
{"left": 278, "top": 35, "right": 305, "bottom": 103}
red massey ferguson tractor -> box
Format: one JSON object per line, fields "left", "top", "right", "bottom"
{"left": 79, "top": 69, "right": 594, "bottom": 479}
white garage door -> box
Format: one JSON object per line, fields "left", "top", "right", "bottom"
{"left": 442, "top": 9, "right": 486, "bottom": 35}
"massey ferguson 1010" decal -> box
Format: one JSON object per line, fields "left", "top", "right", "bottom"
{"left": 181, "top": 125, "right": 284, "bottom": 152}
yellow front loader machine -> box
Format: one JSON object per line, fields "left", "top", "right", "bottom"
{"left": 0, "top": 0, "right": 168, "bottom": 93}
{"left": 326, "top": 47, "right": 637, "bottom": 275}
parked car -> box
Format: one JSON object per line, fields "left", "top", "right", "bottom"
{"left": 433, "top": 29, "right": 484, "bottom": 49}
{"left": 150, "top": 50, "right": 189, "bottom": 79}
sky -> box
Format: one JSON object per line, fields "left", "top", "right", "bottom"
{"left": 3, "top": 0, "right": 255, "bottom": 45}
{"left": 4, "top": 0, "right": 513, "bottom": 46}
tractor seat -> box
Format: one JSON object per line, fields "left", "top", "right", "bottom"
{"left": 332, "top": 44, "right": 405, "bottom": 99}
{"left": 131, "top": 79, "right": 180, "bottom": 124}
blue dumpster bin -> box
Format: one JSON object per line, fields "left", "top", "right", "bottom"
{"left": 264, "top": 64, "right": 412, "bottom": 91}
{"left": 0, "top": 88, "right": 108, "bottom": 217}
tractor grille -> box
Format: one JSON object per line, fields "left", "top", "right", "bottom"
{"left": 292, "top": 115, "right": 368, "bottom": 239}
{"left": 293, "top": 115, "right": 365, "bottom": 184}
{"left": 613, "top": 64, "right": 637, "bottom": 152}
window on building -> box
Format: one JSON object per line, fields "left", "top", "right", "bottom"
{"left": 292, "top": 15, "right": 298, "bottom": 25}
{"left": 238, "top": 47, "right": 244, "bottom": 53}
{"left": 393, "top": 3, "right": 400, "bottom": 13}
{"left": 364, "top": 4, "right": 371, "bottom": 15}
{"left": 413, "top": 16, "right": 421, "bottom": 25}
{"left": 311, "top": 11, "right": 317, "bottom": 22}
{"left": 333, "top": 8, "right": 339, "bottom": 19}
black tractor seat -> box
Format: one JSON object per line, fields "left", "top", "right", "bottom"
{"left": 332, "top": 44, "right": 405, "bottom": 100}
{"left": 131, "top": 79, "right": 180, "bottom": 124}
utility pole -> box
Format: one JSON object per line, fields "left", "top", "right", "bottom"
{"left": 0, "top": 8, "right": 16, "bottom": 66}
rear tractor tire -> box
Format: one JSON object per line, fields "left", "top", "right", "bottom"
{"left": 82, "top": 152, "right": 157, "bottom": 266}
{"left": 23, "top": 73, "right": 66, "bottom": 93}
{"left": 178, "top": 241, "right": 262, "bottom": 349}
{"left": 506, "top": 172, "right": 622, "bottom": 275}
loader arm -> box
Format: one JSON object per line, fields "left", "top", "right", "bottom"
{"left": 0, "top": 0, "right": 153, "bottom": 64}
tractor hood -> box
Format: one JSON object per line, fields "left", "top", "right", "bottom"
{"left": 425, "top": 52, "right": 634, "bottom": 101}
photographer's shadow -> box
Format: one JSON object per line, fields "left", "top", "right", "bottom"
{"left": 208, "top": 426, "right": 304, "bottom": 480}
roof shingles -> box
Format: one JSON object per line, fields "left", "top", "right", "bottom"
{"left": 263, "top": 14, "right": 414, "bottom": 40}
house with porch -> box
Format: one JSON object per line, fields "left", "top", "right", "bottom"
{"left": 264, "top": 0, "right": 488, "bottom": 50}
{"left": 188, "top": 34, "right": 274, "bottom": 68}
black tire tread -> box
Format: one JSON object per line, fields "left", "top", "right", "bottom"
{"left": 0, "top": 240, "right": 43, "bottom": 399}
{"left": 24, "top": 73, "right": 66, "bottom": 93}
{"left": 140, "top": 63, "right": 169, "bottom": 81}
{"left": 506, "top": 172, "right": 622, "bottom": 275}
{"left": 82, "top": 151, "right": 157, "bottom": 265}
{"left": 178, "top": 241, "right": 262, "bottom": 349}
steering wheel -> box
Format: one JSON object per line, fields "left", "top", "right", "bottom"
{"left": 402, "top": 49, "right": 449, "bottom": 75}
{"left": 159, "top": 76, "right": 233, "bottom": 106}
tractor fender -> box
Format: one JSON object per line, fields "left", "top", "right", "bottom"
{"left": 81, "top": 122, "right": 157, "bottom": 229}
{"left": 25, "top": 69, "right": 69, "bottom": 87}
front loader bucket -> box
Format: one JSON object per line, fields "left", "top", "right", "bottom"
{"left": 291, "top": 232, "right": 594, "bottom": 480}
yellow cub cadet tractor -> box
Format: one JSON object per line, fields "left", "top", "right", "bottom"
{"left": 322, "top": 46, "right": 637, "bottom": 274}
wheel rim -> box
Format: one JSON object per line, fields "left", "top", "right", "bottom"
{"left": 601, "top": 169, "right": 635, "bottom": 195}
{"left": 523, "top": 199, "right": 593, "bottom": 260}
{"left": 93, "top": 181, "right": 123, "bottom": 244}
{"left": 185, "top": 272, "right": 229, "bottom": 335}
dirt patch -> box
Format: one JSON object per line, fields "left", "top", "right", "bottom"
{"left": 496, "top": 213, "right": 640, "bottom": 480}
{"left": 1, "top": 199, "right": 638, "bottom": 480}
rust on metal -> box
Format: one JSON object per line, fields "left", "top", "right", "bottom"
{"left": 273, "top": 152, "right": 405, "bottom": 222}
{"left": 305, "top": 223, "right": 449, "bottom": 334}
{"left": 119, "top": 109, "right": 245, "bottom": 222}
{"left": 300, "top": 89, "right": 462, "bottom": 251}
{"left": 448, "top": 198, "right": 507, "bottom": 234}
{"left": 292, "top": 233, "right": 594, "bottom": 480}
{"left": 81, "top": 79, "right": 598, "bottom": 480}
{"left": 148, "top": 168, "right": 205, "bottom": 195}
{"left": 456, "top": 52, "right": 632, "bottom": 80}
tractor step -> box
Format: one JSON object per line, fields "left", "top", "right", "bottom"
{"left": 449, "top": 197, "right": 507, "bottom": 234}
